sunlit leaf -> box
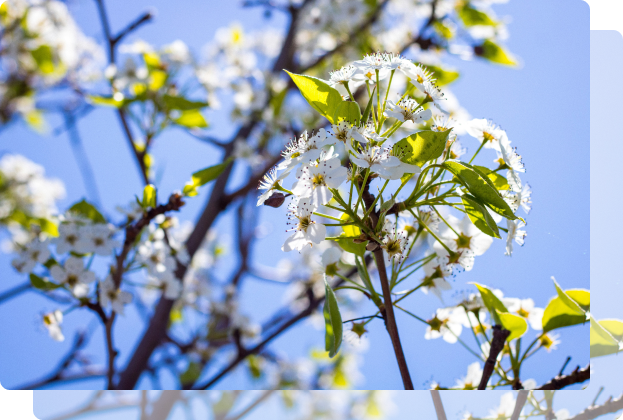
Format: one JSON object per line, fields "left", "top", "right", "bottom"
{"left": 285, "top": 70, "right": 343, "bottom": 124}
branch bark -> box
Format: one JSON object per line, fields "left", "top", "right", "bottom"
{"left": 567, "top": 393, "right": 623, "bottom": 420}
{"left": 536, "top": 364, "right": 590, "bottom": 390}
{"left": 430, "top": 390, "right": 448, "bottom": 420}
{"left": 478, "top": 325, "right": 510, "bottom": 390}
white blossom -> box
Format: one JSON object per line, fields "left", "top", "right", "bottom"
{"left": 50, "top": 256, "right": 95, "bottom": 297}
{"left": 43, "top": 310, "right": 64, "bottom": 342}
{"left": 99, "top": 276, "right": 133, "bottom": 315}
{"left": 282, "top": 198, "right": 326, "bottom": 252}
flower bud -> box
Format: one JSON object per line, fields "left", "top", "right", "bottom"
{"left": 263, "top": 193, "right": 286, "bottom": 208}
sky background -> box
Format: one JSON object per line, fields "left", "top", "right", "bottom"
{"left": 0, "top": 0, "right": 594, "bottom": 394}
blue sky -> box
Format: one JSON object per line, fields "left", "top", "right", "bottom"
{"left": 0, "top": 0, "right": 593, "bottom": 393}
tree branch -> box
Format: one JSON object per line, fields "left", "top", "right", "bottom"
{"left": 567, "top": 393, "right": 623, "bottom": 420}
{"left": 0, "top": 282, "right": 31, "bottom": 304}
{"left": 430, "top": 390, "right": 448, "bottom": 420}
{"left": 478, "top": 325, "right": 510, "bottom": 390}
{"left": 536, "top": 364, "right": 590, "bottom": 390}
{"left": 510, "top": 391, "right": 528, "bottom": 420}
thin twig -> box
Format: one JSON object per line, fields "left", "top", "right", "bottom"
{"left": 112, "top": 10, "right": 155, "bottom": 45}
{"left": 478, "top": 325, "right": 510, "bottom": 390}
{"left": 224, "top": 390, "right": 275, "bottom": 420}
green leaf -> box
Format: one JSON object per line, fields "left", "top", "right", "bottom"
{"left": 68, "top": 199, "right": 106, "bottom": 224}
{"left": 88, "top": 95, "right": 124, "bottom": 108}
{"left": 336, "top": 235, "right": 366, "bottom": 257}
{"left": 212, "top": 391, "right": 236, "bottom": 418}
{"left": 341, "top": 213, "right": 361, "bottom": 237}
{"left": 458, "top": 4, "right": 497, "bottom": 27}
{"left": 270, "top": 87, "right": 288, "bottom": 117}
{"left": 29, "top": 273, "right": 60, "bottom": 291}
{"left": 552, "top": 277, "right": 586, "bottom": 316}
{"left": 496, "top": 310, "right": 528, "bottom": 341}
{"left": 183, "top": 158, "right": 232, "bottom": 197}
{"left": 324, "top": 277, "right": 343, "bottom": 358}
{"left": 179, "top": 361, "right": 202, "bottom": 386}
{"left": 424, "top": 65, "right": 460, "bottom": 86}
{"left": 162, "top": 94, "right": 208, "bottom": 111}
{"left": 590, "top": 318, "right": 622, "bottom": 358}
{"left": 30, "top": 45, "right": 56, "bottom": 74}
{"left": 174, "top": 109, "right": 208, "bottom": 128}
{"left": 142, "top": 184, "right": 157, "bottom": 209}
{"left": 333, "top": 101, "right": 361, "bottom": 125}
{"left": 361, "top": 85, "right": 376, "bottom": 123}
{"left": 393, "top": 129, "right": 451, "bottom": 167}
{"left": 479, "top": 39, "right": 517, "bottom": 67}
{"left": 443, "top": 160, "right": 517, "bottom": 220}
{"left": 473, "top": 166, "right": 510, "bottom": 190}
{"left": 461, "top": 193, "right": 500, "bottom": 238}
{"left": 472, "top": 282, "right": 507, "bottom": 325}
{"left": 37, "top": 218, "right": 59, "bottom": 237}
{"left": 285, "top": 70, "right": 343, "bottom": 124}
{"left": 542, "top": 289, "right": 590, "bottom": 333}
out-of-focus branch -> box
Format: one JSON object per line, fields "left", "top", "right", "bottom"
{"left": 298, "top": 0, "right": 389, "bottom": 73}
{"left": 17, "top": 331, "right": 96, "bottom": 390}
{"left": 112, "top": 10, "right": 155, "bottom": 45}
{"left": 478, "top": 325, "right": 510, "bottom": 390}
{"left": 536, "top": 364, "right": 590, "bottom": 390}
{"left": 47, "top": 391, "right": 138, "bottom": 420}
{"left": 567, "top": 393, "right": 623, "bottom": 420}
{"left": 0, "top": 282, "right": 31, "bottom": 304}
{"left": 147, "top": 391, "right": 182, "bottom": 420}
{"left": 510, "top": 391, "right": 528, "bottom": 420}
{"left": 430, "top": 390, "right": 447, "bottom": 420}
{"left": 224, "top": 390, "right": 275, "bottom": 420}
{"left": 64, "top": 112, "right": 102, "bottom": 206}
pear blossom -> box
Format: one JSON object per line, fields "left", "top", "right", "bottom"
{"left": 75, "top": 224, "right": 119, "bottom": 256}
{"left": 466, "top": 118, "right": 506, "bottom": 151}
{"left": 53, "top": 222, "right": 82, "bottom": 254}
{"left": 277, "top": 129, "right": 329, "bottom": 174}
{"left": 50, "top": 256, "right": 96, "bottom": 297}
{"left": 43, "top": 310, "right": 64, "bottom": 342}
{"left": 499, "top": 136, "right": 525, "bottom": 192}
{"left": 455, "top": 362, "right": 483, "bottom": 390}
{"left": 422, "top": 81, "right": 447, "bottom": 111}
{"left": 400, "top": 63, "right": 436, "bottom": 92}
{"left": 425, "top": 306, "right": 467, "bottom": 343}
{"left": 291, "top": 157, "right": 347, "bottom": 205}
{"left": 384, "top": 98, "right": 433, "bottom": 124}
{"left": 421, "top": 257, "right": 453, "bottom": 298}
{"left": 282, "top": 199, "right": 326, "bottom": 252}
{"left": 488, "top": 392, "right": 519, "bottom": 419}
{"left": 505, "top": 219, "right": 526, "bottom": 256}
{"left": 350, "top": 145, "right": 420, "bottom": 180}
{"left": 137, "top": 240, "right": 176, "bottom": 276}
{"left": 257, "top": 167, "right": 287, "bottom": 206}
{"left": 99, "top": 276, "right": 133, "bottom": 315}
{"left": 12, "top": 239, "right": 51, "bottom": 273}
{"left": 432, "top": 215, "right": 494, "bottom": 271}
{"left": 505, "top": 298, "right": 543, "bottom": 330}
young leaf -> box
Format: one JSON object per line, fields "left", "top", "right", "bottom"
{"left": 443, "top": 160, "right": 517, "bottom": 220}
{"left": 496, "top": 310, "right": 528, "bottom": 341}
{"left": 477, "top": 39, "right": 517, "bottom": 67}
{"left": 323, "top": 277, "right": 343, "bottom": 357}
{"left": 174, "top": 109, "right": 208, "bottom": 128}
{"left": 423, "top": 64, "right": 460, "bottom": 86}
{"left": 31, "top": 45, "right": 57, "bottom": 75}
{"left": 285, "top": 70, "right": 343, "bottom": 124}
{"left": 542, "top": 289, "right": 590, "bottom": 332}
{"left": 590, "top": 318, "right": 622, "bottom": 358}
{"left": 183, "top": 158, "right": 232, "bottom": 197}
{"left": 393, "top": 130, "right": 451, "bottom": 167}
{"left": 142, "top": 184, "right": 157, "bottom": 209}
{"left": 473, "top": 165, "right": 510, "bottom": 190}
{"left": 461, "top": 193, "right": 501, "bottom": 238}
{"left": 333, "top": 101, "right": 361, "bottom": 125}
{"left": 30, "top": 273, "right": 60, "bottom": 291}
{"left": 88, "top": 95, "right": 124, "bottom": 108}
{"left": 361, "top": 85, "right": 376, "bottom": 123}
{"left": 458, "top": 4, "right": 497, "bottom": 27}
{"left": 336, "top": 235, "right": 366, "bottom": 257}
{"left": 179, "top": 361, "right": 202, "bottom": 386}
{"left": 472, "top": 282, "right": 508, "bottom": 325}
{"left": 551, "top": 277, "right": 586, "bottom": 316}
{"left": 162, "top": 94, "right": 208, "bottom": 111}
{"left": 37, "top": 218, "right": 59, "bottom": 237}
{"left": 68, "top": 199, "right": 106, "bottom": 224}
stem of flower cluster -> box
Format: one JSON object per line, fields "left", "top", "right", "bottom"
{"left": 373, "top": 248, "right": 414, "bottom": 390}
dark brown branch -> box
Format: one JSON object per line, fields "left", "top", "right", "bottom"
{"left": 112, "top": 10, "right": 155, "bottom": 45}
{"left": 536, "top": 364, "right": 590, "bottom": 390}
{"left": 478, "top": 325, "right": 510, "bottom": 389}
{"left": 567, "top": 393, "right": 623, "bottom": 420}
{"left": 224, "top": 390, "right": 275, "bottom": 420}
{"left": 147, "top": 391, "right": 182, "bottom": 420}
{"left": 430, "top": 390, "right": 448, "bottom": 420}
{"left": 510, "top": 391, "right": 528, "bottom": 420}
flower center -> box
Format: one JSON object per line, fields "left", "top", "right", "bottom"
{"left": 517, "top": 307, "right": 530, "bottom": 318}
{"left": 297, "top": 216, "right": 311, "bottom": 232}
{"left": 66, "top": 274, "right": 78, "bottom": 286}
{"left": 455, "top": 233, "right": 471, "bottom": 249}
{"left": 428, "top": 316, "right": 447, "bottom": 332}
{"left": 311, "top": 173, "right": 325, "bottom": 186}
{"left": 483, "top": 131, "right": 495, "bottom": 143}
